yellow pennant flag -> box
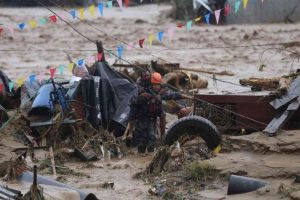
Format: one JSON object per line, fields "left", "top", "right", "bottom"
{"left": 79, "top": 8, "right": 85, "bottom": 19}
{"left": 148, "top": 34, "right": 155, "bottom": 47}
{"left": 89, "top": 5, "right": 95, "bottom": 17}
{"left": 17, "top": 77, "right": 25, "bottom": 87}
{"left": 194, "top": 17, "right": 202, "bottom": 22}
{"left": 29, "top": 20, "right": 37, "bottom": 29}
{"left": 242, "top": 0, "right": 248, "bottom": 8}
{"left": 213, "top": 145, "right": 222, "bottom": 154}
{"left": 68, "top": 62, "right": 75, "bottom": 72}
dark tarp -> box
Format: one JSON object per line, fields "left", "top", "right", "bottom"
{"left": 94, "top": 62, "right": 138, "bottom": 134}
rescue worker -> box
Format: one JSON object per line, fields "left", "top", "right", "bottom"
{"left": 124, "top": 72, "right": 192, "bottom": 154}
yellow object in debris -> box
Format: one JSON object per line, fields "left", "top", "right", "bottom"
{"left": 194, "top": 17, "right": 202, "bottom": 22}
{"left": 79, "top": 8, "right": 85, "bottom": 19}
{"left": 213, "top": 145, "right": 221, "bottom": 154}
{"left": 68, "top": 62, "right": 75, "bottom": 72}
{"left": 17, "top": 77, "right": 24, "bottom": 87}
{"left": 29, "top": 20, "right": 37, "bottom": 29}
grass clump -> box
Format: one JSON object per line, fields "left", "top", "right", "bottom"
{"left": 186, "top": 161, "right": 217, "bottom": 182}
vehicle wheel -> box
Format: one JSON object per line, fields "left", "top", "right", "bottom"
{"left": 163, "top": 115, "right": 221, "bottom": 150}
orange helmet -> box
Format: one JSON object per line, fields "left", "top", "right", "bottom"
{"left": 151, "top": 72, "right": 162, "bottom": 84}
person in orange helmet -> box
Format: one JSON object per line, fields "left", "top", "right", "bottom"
{"left": 124, "top": 72, "right": 192, "bottom": 154}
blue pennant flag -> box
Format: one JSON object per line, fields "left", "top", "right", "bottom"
{"left": 77, "top": 59, "right": 85, "bottom": 66}
{"left": 18, "top": 23, "right": 25, "bottom": 30}
{"left": 158, "top": 31, "right": 164, "bottom": 43}
{"left": 98, "top": 3, "right": 104, "bottom": 16}
{"left": 29, "top": 74, "right": 36, "bottom": 86}
{"left": 70, "top": 10, "right": 76, "bottom": 19}
{"left": 205, "top": 14, "right": 210, "bottom": 24}
{"left": 117, "top": 46, "right": 123, "bottom": 59}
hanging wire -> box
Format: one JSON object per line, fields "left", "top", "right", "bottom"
{"left": 18, "top": 0, "right": 300, "bottom": 137}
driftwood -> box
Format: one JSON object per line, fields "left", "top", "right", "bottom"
{"left": 134, "top": 146, "right": 171, "bottom": 178}
{"left": 179, "top": 67, "right": 234, "bottom": 76}
{"left": 240, "top": 77, "right": 292, "bottom": 92}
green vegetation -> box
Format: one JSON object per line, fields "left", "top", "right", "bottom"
{"left": 186, "top": 161, "right": 217, "bottom": 182}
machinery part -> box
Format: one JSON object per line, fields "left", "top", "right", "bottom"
{"left": 163, "top": 115, "right": 221, "bottom": 150}
{"left": 227, "top": 175, "right": 268, "bottom": 195}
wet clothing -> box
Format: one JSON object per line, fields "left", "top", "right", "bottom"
{"left": 136, "top": 77, "right": 151, "bottom": 94}
{"left": 129, "top": 89, "right": 185, "bottom": 153}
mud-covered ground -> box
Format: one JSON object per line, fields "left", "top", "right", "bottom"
{"left": 1, "top": 3, "right": 300, "bottom": 200}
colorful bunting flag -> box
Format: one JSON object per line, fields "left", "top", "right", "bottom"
{"left": 195, "top": 17, "right": 201, "bottom": 22}
{"left": 77, "top": 59, "right": 85, "bottom": 66}
{"left": 139, "top": 39, "right": 145, "bottom": 48}
{"left": 70, "top": 10, "right": 76, "bottom": 19}
{"left": 8, "top": 25, "right": 14, "bottom": 37}
{"left": 215, "top": 9, "right": 221, "bottom": 24}
{"left": 98, "top": 3, "right": 104, "bottom": 16}
{"left": 0, "top": 84, "right": 3, "bottom": 93}
{"left": 9, "top": 81, "right": 14, "bottom": 92}
{"left": 58, "top": 65, "right": 65, "bottom": 75}
{"left": 158, "top": 31, "right": 164, "bottom": 43}
{"left": 39, "top": 18, "right": 47, "bottom": 25}
{"left": 167, "top": 27, "right": 174, "bottom": 41}
{"left": 49, "top": 15, "right": 57, "bottom": 23}
{"left": 205, "top": 13, "right": 210, "bottom": 24}
{"left": 177, "top": 23, "right": 183, "bottom": 28}
{"left": 18, "top": 23, "right": 26, "bottom": 30}
{"left": 29, "top": 20, "right": 37, "bottom": 29}
{"left": 29, "top": 74, "right": 36, "bottom": 86}
{"left": 148, "top": 34, "right": 154, "bottom": 47}
{"left": 97, "top": 53, "right": 103, "bottom": 61}
{"left": 87, "top": 56, "right": 95, "bottom": 64}
{"left": 108, "top": 50, "right": 113, "bottom": 58}
{"left": 117, "top": 0, "right": 122, "bottom": 7}
{"left": 79, "top": 8, "right": 84, "bottom": 19}
{"left": 50, "top": 68, "right": 56, "bottom": 79}
{"left": 186, "top": 20, "right": 192, "bottom": 31}
{"left": 16, "top": 77, "right": 24, "bottom": 87}
{"left": 68, "top": 62, "right": 75, "bottom": 72}
{"left": 127, "top": 43, "right": 134, "bottom": 50}
{"left": 243, "top": 0, "right": 249, "bottom": 8}
{"left": 107, "top": 1, "right": 113, "bottom": 8}
{"left": 89, "top": 5, "right": 95, "bottom": 17}
{"left": 235, "top": 1, "right": 241, "bottom": 13}
{"left": 224, "top": 4, "right": 231, "bottom": 16}
{"left": 117, "top": 46, "right": 123, "bottom": 59}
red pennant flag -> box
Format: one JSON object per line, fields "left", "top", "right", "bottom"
{"left": 0, "top": 83, "right": 3, "bottom": 93}
{"left": 139, "top": 39, "right": 145, "bottom": 48}
{"left": 50, "top": 68, "right": 56, "bottom": 79}
{"left": 224, "top": 4, "right": 231, "bottom": 16}
{"left": 97, "top": 53, "right": 103, "bottom": 61}
{"left": 49, "top": 15, "right": 57, "bottom": 23}
{"left": 125, "top": 0, "right": 129, "bottom": 8}
{"left": 177, "top": 23, "right": 183, "bottom": 28}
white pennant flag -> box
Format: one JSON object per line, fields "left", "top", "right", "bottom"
{"left": 214, "top": 9, "right": 221, "bottom": 24}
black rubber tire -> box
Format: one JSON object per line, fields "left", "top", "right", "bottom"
{"left": 163, "top": 115, "right": 221, "bottom": 150}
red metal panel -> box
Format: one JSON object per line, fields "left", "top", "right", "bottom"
{"left": 193, "top": 94, "right": 300, "bottom": 132}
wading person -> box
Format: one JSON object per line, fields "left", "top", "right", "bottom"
{"left": 124, "top": 72, "right": 192, "bottom": 154}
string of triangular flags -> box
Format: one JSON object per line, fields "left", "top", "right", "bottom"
{"left": 0, "top": 51, "right": 108, "bottom": 93}
{"left": 0, "top": 0, "right": 266, "bottom": 91}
